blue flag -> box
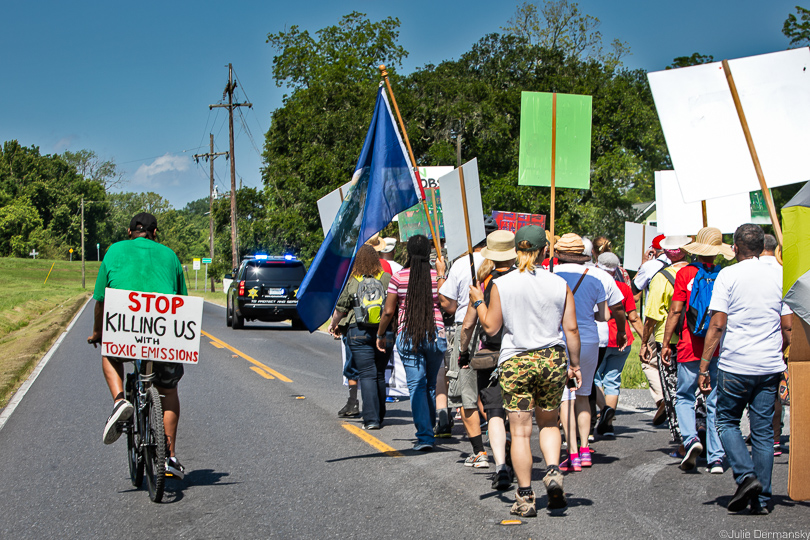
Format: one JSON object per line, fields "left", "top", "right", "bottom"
{"left": 297, "top": 87, "right": 421, "bottom": 331}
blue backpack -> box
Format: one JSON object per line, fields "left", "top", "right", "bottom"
{"left": 685, "top": 263, "right": 721, "bottom": 338}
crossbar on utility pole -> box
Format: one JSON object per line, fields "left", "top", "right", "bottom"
{"left": 210, "top": 63, "right": 252, "bottom": 272}
{"left": 193, "top": 134, "right": 228, "bottom": 291}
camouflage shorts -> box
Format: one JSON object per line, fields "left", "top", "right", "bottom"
{"left": 499, "top": 346, "right": 568, "bottom": 411}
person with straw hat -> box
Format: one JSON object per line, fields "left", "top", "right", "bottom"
{"left": 553, "top": 233, "right": 626, "bottom": 472}
{"left": 469, "top": 225, "right": 581, "bottom": 516}
{"left": 661, "top": 227, "right": 734, "bottom": 473}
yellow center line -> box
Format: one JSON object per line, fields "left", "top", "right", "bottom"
{"left": 209, "top": 341, "right": 225, "bottom": 349}
{"left": 202, "top": 330, "right": 293, "bottom": 383}
{"left": 250, "top": 366, "right": 275, "bottom": 379}
{"left": 341, "top": 423, "right": 402, "bottom": 457}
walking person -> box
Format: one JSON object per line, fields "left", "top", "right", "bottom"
{"left": 469, "top": 225, "right": 582, "bottom": 516}
{"left": 699, "top": 224, "right": 792, "bottom": 514}
{"left": 376, "top": 235, "right": 448, "bottom": 451}
{"left": 328, "top": 245, "right": 393, "bottom": 429}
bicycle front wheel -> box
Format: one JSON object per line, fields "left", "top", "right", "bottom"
{"left": 143, "top": 385, "right": 166, "bottom": 503}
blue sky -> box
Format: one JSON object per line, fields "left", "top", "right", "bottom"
{"left": 1, "top": 0, "right": 800, "bottom": 209}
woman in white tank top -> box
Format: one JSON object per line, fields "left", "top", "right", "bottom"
{"left": 469, "top": 225, "right": 581, "bottom": 517}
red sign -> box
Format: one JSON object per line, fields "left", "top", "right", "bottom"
{"left": 492, "top": 211, "right": 546, "bottom": 232}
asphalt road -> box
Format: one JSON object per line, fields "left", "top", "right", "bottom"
{"left": 0, "top": 300, "right": 808, "bottom": 539}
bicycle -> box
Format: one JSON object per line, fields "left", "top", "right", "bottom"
{"left": 123, "top": 358, "right": 166, "bottom": 503}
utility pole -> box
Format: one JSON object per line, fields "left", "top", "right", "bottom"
{"left": 210, "top": 63, "right": 252, "bottom": 271}
{"left": 81, "top": 197, "right": 85, "bottom": 288}
{"left": 193, "top": 134, "right": 228, "bottom": 292}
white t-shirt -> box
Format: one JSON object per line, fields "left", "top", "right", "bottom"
{"left": 439, "top": 251, "right": 484, "bottom": 323}
{"left": 388, "top": 260, "right": 403, "bottom": 274}
{"left": 709, "top": 257, "right": 789, "bottom": 376}
{"left": 495, "top": 268, "right": 568, "bottom": 365}
{"left": 760, "top": 255, "right": 792, "bottom": 315}
{"left": 633, "top": 254, "right": 670, "bottom": 292}
{"left": 553, "top": 264, "right": 622, "bottom": 344}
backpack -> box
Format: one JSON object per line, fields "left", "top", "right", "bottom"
{"left": 684, "top": 263, "right": 721, "bottom": 338}
{"left": 353, "top": 272, "right": 386, "bottom": 326}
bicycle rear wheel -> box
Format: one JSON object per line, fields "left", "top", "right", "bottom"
{"left": 143, "top": 385, "right": 166, "bottom": 502}
{"left": 125, "top": 374, "right": 144, "bottom": 488}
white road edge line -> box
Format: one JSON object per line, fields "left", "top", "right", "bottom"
{"left": 0, "top": 297, "right": 92, "bottom": 433}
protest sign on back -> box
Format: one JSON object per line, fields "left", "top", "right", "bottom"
{"left": 623, "top": 222, "right": 658, "bottom": 272}
{"left": 397, "top": 166, "right": 452, "bottom": 241}
{"left": 492, "top": 211, "right": 546, "bottom": 232}
{"left": 101, "top": 288, "right": 204, "bottom": 364}
{"left": 317, "top": 179, "right": 355, "bottom": 236}
{"left": 438, "top": 159, "right": 485, "bottom": 262}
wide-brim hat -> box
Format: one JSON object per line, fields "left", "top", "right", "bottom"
{"left": 683, "top": 227, "right": 734, "bottom": 260}
{"left": 381, "top": 237, "right": 397, "bottom": 254}
{"left": 480, "top": 230, "right": 517, "bottom": 262}
{"left": 659, "top": 235, "right": 691, "bottom": 250}
{"left": 555, "top": 233, "right": 591, "bottom": 264}
{"left": 366, "top": 233, "right": 386, "bottom": 252}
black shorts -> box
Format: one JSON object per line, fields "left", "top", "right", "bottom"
{"left": 109, "top": 358, "right": 184, "bottom": 389}
{"left": 477, "top": 366, "right": 506, "bottom": 420}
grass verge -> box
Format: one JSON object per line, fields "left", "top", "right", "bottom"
{"left": 0, "top": 258, "right": 100, "bottom": 408}
{"left": 620, "top": 337, "right": 648, "bottom": 390}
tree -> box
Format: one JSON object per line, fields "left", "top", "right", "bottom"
{"left": 783, "top": 5, "right": 810, "bottom": 47}
{"left": 62, "top": 149, "right": 126, "bottom": 190}
{"left": 0, "top": 197, "right": 43, "bottom": 257}
{"left": 667, "top": 52, "right": 714, "bottom": 69}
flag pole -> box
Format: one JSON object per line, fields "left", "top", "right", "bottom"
{"left": 549, "top": 92, "right": 557, "bottom": 271}
{"left": 722, "top": 59, "right": 783, "bottom": 245}
{"left": 458, "top": 166, "right": 477, "bottom": 285}
{"left": 379, "top": 65, "right": 442, "bottom": 256}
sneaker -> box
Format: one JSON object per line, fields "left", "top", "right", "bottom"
{"left": 774, "top": 443, "right": 783, "bottom": 457}
{"left": 103, "top": 400, "right": 134, "bottom": 445}
{"left": 413, "top": 443, "right": 434, "bottom": 452}
{"left": 728, "top": 474, "right": 763, "bottom": 512}
{"left": 706, "top": 460, "right": 724, "bottom": 474}
{"left": 434, "top": 422, "right": 452, "bottom": 438}
{"left": 361, "top": 423, "right": 381, "bottom": 430}
{"left": 510, "top": 490, "right": 537, "bottom": 518}
{"left": 587, "top": 434, "right": 594, "bottom": 444}
{"left": 680, "top": 437, "right": 704, "bottom": 471}
{"left": 559, "top": 456, "right": 581, "bottom": 473}
{"left": 491, "top": 467, "right": 513, "bottom": 491}
{"left": 454, "top": 408, "right": 462, "bottom": 421}
{"left": 543, "top": 467, "right": 567, "bottom": 510}
{"left": 165, "top": 456, "right": 185, "bottom": 480}
{"left": 596, "top": 406, "right": 615, "bottom": 436}
{"left": 464, "top": 451, "right": 490, "bottom": 468}
{"left": 337, "top": 399, "right": 360, "bottom": 418}
{"left": 579, "top": 447, "right": 592, "bottom": 467}
{"left": 601, "top": 428, "right": 615, "bottom": 438}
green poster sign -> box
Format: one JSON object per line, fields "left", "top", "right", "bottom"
{"left": 518, "top": 91, "right": 592, "bottom": 189}
{"left": 749, "top": 190, "right": 772, "bottom": 225}
{"left": 398, "top": 188, "right": 445, "bottom": 242}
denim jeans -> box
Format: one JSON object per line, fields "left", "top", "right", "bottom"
{"left": 347, "top": 326, "right": 392, "bottom": 426}
{"left": 675, "top": 359, "right": 724, "bottom": 463}
{"left": 397, "top": 333, "right": 447, "bottom": 445}
{"left": 594, "top": 346, "right": 631, "bottom": 396}
{"left": 341, "top": 335, "right": 358, "bottom": 380}
{"left": 716, "top": 369, "right": 780, "bottom": 508}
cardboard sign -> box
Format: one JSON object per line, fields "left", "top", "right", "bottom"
{"left": 316, "top": 179, "right": 356, "bottom": 236}
{"left": 623, "top": 222, "right": 658, "bottom": 272}
{"left": 648, "top": 48, "right": 810, "bottom": 203}
{"left": 519, "top": 91, "right": 593, "bottom": 189}
{"left": 492, "top": 211, "right": 546, "bottom": 232}
{"left": 437, "top": 159, "right": 486, "bottom": 262}
{"left": 397, "top": 166, "right": 453, "bottom": 241}
{"left": 101, "top": 288, "right": 203, "bottom": 364}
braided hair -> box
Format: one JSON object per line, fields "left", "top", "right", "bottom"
{"left": 401, "top": 235, "right": 437, "bottom": 348}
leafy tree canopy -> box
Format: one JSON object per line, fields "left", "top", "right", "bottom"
{"left": 783, "top": 5, "right": 810, "bottom": 47}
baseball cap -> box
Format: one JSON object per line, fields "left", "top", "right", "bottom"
{"left": 130, "top": 212, "right": 158, "bottom": 233}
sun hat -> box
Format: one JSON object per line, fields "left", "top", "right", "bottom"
{"left": 659, "top": 235, "right": 691, "bottom": 250}
{"left": 515, "top": 225, "right": 547, "bottom": 252}
{"left": 582, "top": 237, "right": 594, "bottom": 258}
{"left": 480, "top": 230, "right": 517, "bottom": 261}
{"left": 130, "top": 212, "right": 157, "bottom": 233}
{"left": 381, "top": 237, "right": 397, "bottom": 254}
{"left": 365, "top": 233, "right": 386, "bottom": 252}
{"left": 683, "top": 227, "right": 734, "bottom": 260}
{"left": 555, "top": 233, "right": 592, "bottom": 264}
{"left": 651, "top": 234, "right": 665, "bottom": 250}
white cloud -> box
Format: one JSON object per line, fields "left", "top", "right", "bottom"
{"left": 132, "top": 153, "right": 191, "bottom": 187}
{"left": 53, "top": 135, "right": 77, "bottom": 153}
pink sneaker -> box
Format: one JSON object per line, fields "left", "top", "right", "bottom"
{"left": 559, "top": 456, "right": 581, "bottom": 472}
{"left": 580, "top": 447, "right": 592, "bottom": 467}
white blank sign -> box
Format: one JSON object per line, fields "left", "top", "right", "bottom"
{"left": 655, "top": 170, "right": 752, "bottom": 235}
{"left": 317, "top": 179, "right": 355, "bottom": 236}
{"left": 648, "top": 48, "right": 810, "bottom": 203}
{"left": 438, "top": 159, "right": 485, "bottom": 262}
{"left": 623, "top": 222, "right": 658, "bottom": 272}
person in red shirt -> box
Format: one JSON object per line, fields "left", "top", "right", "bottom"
{"left": 661, "top": 227, "right": 734, "bottom": 472}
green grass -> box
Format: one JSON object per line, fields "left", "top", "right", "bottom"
{"left": 620, "top": 338, "right": 648, "bottom": 390}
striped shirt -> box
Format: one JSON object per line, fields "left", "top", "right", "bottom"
{"left": 388, "top": 268, "right": 445, "bottom": 337}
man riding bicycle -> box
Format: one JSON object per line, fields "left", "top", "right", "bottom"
{"left": 88, "top": 212, "right": 187, "bottom": 479}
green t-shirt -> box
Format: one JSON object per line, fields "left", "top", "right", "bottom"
{"left": 93, "top": 237, "right": 187, "bottom": 302}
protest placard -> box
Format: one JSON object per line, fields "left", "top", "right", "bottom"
{"left": 101, "top": 288, "right": 204, "bottom": 364}
{"left": 492, "top": 211, "right": 546, "bottom": 232}
{"left": 648, "top": 48, "right": 810, "bottom": 204}
{"left": 316, "top": 179, "right": 355, "bottom": 236}
{"left": 438, "top": 159, "right": 485, "bottom": 262}
{"left": 623, "top": 222, "right": 658, "bottom": 272}
{"left": 397, "top": 166, "right": 453, "bottom": 242}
